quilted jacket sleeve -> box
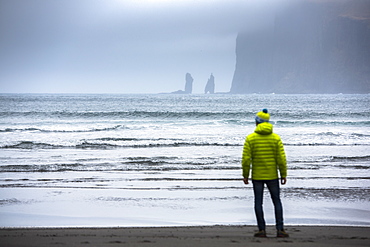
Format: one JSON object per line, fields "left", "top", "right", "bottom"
{"left": 276, "top": 137, "right": 287, "bottom": 178}
{"left": 241, "top": 136, "right": 252, "bottom": 178}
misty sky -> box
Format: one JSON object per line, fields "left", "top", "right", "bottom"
{"left": 0, "top": 0, "right": 288, "bottom": 94}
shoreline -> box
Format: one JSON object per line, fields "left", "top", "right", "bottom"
{"left": 2, "top": 223, "right": 370, "bottom": 229}
{"left": 1, "top": 225, "right": 369, "bottom": 247}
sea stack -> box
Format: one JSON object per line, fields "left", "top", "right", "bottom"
{"left": 185, "top": 73, "right": 193, "bottom": 94}
{"left": 204, "top": 73, "right": 215, "bottom": 94}
{"left": 171, "top": 73, "right": 193, "bottom": 94}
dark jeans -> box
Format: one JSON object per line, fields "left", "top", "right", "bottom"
{"left": 252, "top": 179, "right": 284, "bottom": 231}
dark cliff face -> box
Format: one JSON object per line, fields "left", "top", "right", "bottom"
{"left": 230, "top": 0, "right": 370, "bottom": 94}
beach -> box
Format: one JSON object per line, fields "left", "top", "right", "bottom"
{"left": 1, "top": 94, "right": 369, "bottom": 242}
{"left": 1, "top": 225, "right": 369, "bottom": 247}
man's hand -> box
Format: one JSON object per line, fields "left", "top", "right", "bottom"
{"left": 243, "top": 178, "right": 249, "bottom": 185}
{"left": 281, "top": 178, "right": 287, "bottom": 185}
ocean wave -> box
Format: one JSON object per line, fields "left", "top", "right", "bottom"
{"left": 95, "top": 137, "right": 182, "bottom": 142}
{"left": 285, "top": 143, "right": 370, "bottom": 146}
{"left": 75, "top": 141, "right": 239, "bottom": 149}
{"left": 0, "top": 128, "right": 40, "bottom": 132}
{"left": 315, "top": 132, "right": 370, "bottom": 137}
{"left": 0, "top": 125, "right": 125, "bottom": 133}
{"left": 2, "top": 140, "right": 369, "bottom": 150}
{"left": 330, "top": 155, "right": 370, "bottom": 162}
{"left": 283, "top": 188, "right": 370, "bottom": 201}
{"left": 0, "top": 140, "right": 240, "bottom": 150}
{"left": 0, "top": 111, "right": 243, "bottom": 119}
{"left": 0, "top": 198, "right": 29, "bottom": 205}
{"left": 289, "top": 155, "right": 370, "bottom": 168}
{"left": 0, "top": 163, "right": 84, "bottom": 173}
{"left": 275, "top": 120, "right": 370, "bottom": 126}
{"left": 289, "top": 163, "right": 370, "bottom": 170}
{"left": 1, "top": 110, "right": 369, "bottom": 123}
{"left": 0, "top": 161, "right": 239, "bottom": 173}
{"left": 1, "top": 141, "right": 61, "bottom": 149}
{"left": 1, "top": 155, "right": 368, "bottom": 173}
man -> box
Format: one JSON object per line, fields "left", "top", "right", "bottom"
{"left": 242, "top": 109, "right": 289, "bottom": 238}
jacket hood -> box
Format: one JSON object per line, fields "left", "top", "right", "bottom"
{"left": 255, "top": 122, "right": 273, "bottom": 135}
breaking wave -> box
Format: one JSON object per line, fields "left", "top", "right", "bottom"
{"left": 0, "top": 140, "right": 240, "bottom": 150}
{"left": 1, "top": 110, "right": 369, "bottom": 124}
{"left": 0, "top": 125, "right": 125, "bottom": 133}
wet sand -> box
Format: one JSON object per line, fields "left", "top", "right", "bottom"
{"left": 1, "top": 225, "right": 369, "bottom": 247}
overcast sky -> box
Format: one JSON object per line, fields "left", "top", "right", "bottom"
{"left": 0, "top": 0, "right": 289, "bottom": 94}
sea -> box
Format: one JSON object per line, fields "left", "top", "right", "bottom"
{"left": 0, "top": 93, "right": 369, "bottom": 227}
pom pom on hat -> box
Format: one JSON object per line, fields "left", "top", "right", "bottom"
{"left": 255, "top": 108, "right": 270, "bottom": 123}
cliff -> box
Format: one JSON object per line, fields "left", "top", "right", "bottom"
{"left": 230, "top": 0, "right": 370, "bottom": 94}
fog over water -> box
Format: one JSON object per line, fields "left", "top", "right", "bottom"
{"left": 0, "top": 0, "right": 292, "bottom": 94}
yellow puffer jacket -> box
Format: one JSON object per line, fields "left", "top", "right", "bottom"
{"left": 242, "top": 122, "right": 287, "bottom": 180}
